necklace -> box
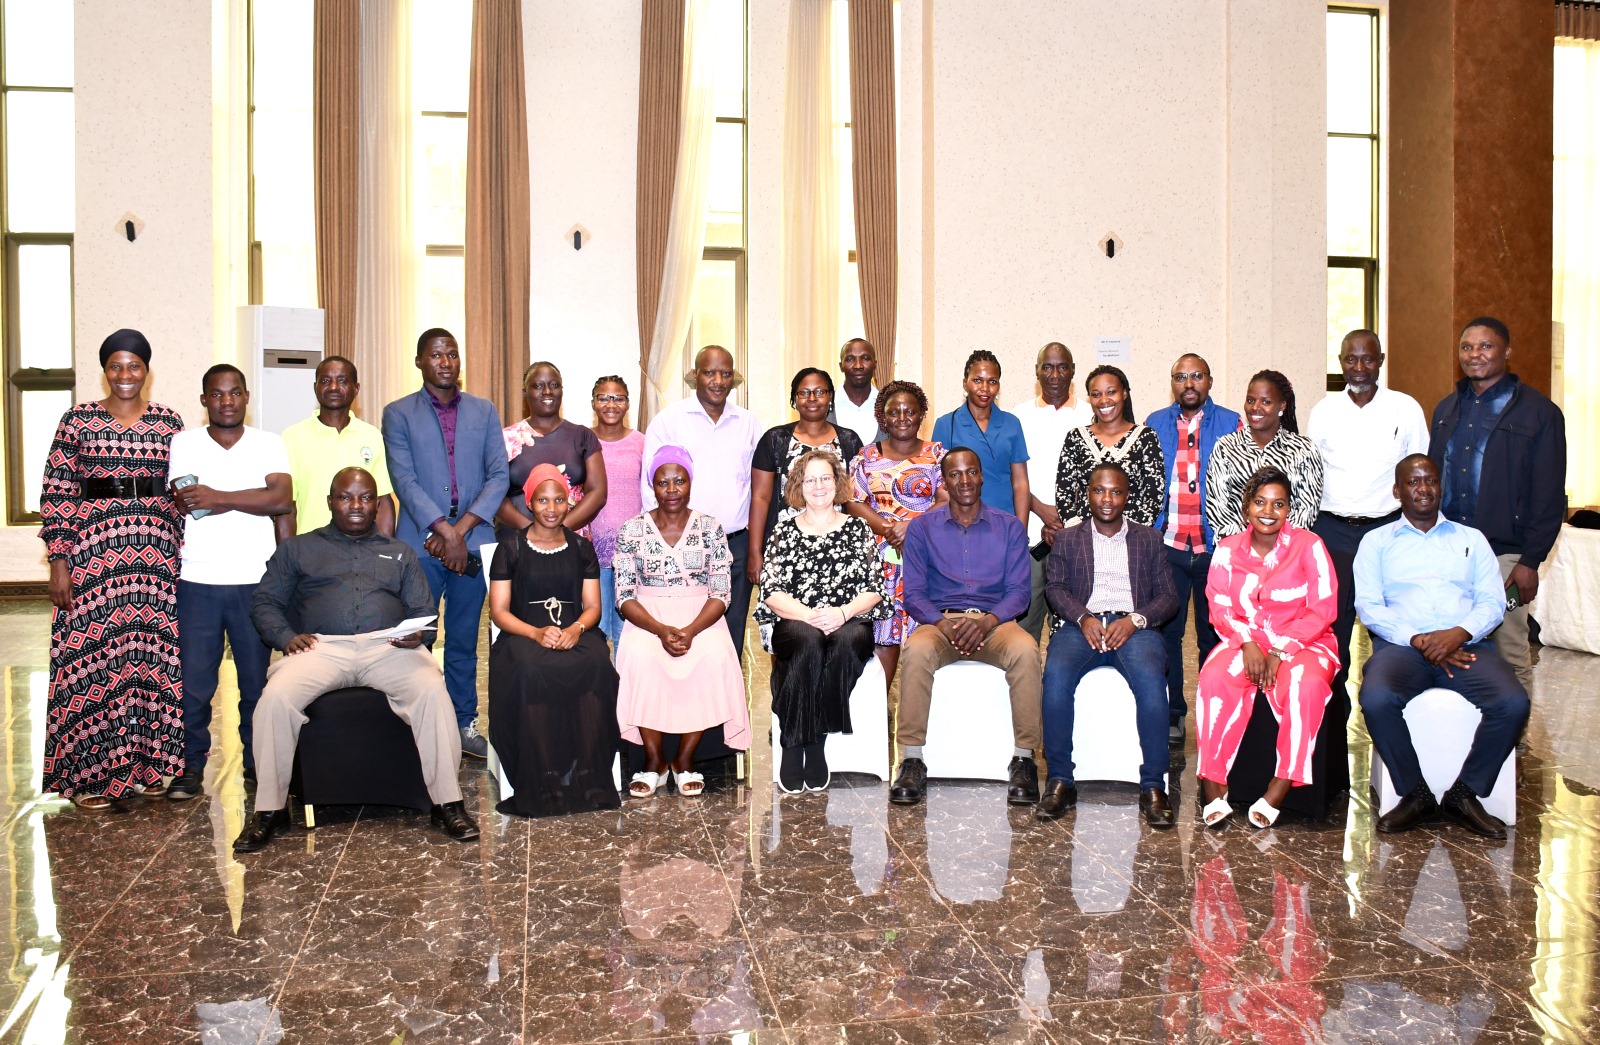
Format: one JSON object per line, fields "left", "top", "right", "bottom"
{"left": 525, "top": 535, "right": 567, "bottom": 555}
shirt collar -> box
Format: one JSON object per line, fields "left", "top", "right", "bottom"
{"left": 1032, "top": 395, "right": 1080, "bottom": 411}
{"left": 940, "top": 502, "right": 995, "bottom": 528}
{"left": 424, "top": 385, "right": 460, "bottom": 411}
{"left": 317, "top": 522, "right": 387, "bottom": 544}
{"left": 1395, "top": 514, "right": 1457, "bottom": 539}
{"left": 1089, "top": 517, "right": 1130, "bottom": 541}
{"left": 1458, "top": 374, "right": 1517, "bottom": 403}
{"left": 684, "top": 397, "right": 745, "bottom": 426}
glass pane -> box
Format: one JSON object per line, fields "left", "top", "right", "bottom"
{"left": 251, "top": 0, "right": 313, "bottom": 109}
{"left": 703, "top": 122, "right": 744, "bottom": 248}
{"left": 414, "top": 0, "right": 472, "bottom": 112}
{"left": 1326, "top": 11, "right": 1373, "bottom": 135}
{"left": 259, "top": 241, "right": 318, "bottom": 309}
{"left": 4, "top": 91, "right": 75, "bottom": 232}
{"left": 419, "top": 114, "right": 467, "bottom": 246}
{"left": 707, "top": 0, "right": 745, "bottom": 119}
{"left": 14, "top": 243, "right": 72, "bottom": 368}
{"left": 838, "top": 122, "right": 855, "bottom": 253}
{"left": 1327, "top": 136, "right": 1373, "bottom": 257}
{"left": 423, "top": 253, "right": 466, "bottom": 369}
{"left": 1327, "top": 267, "right": 1368, "bottom": 376}
{"left": 2, "top": 0, "right": 72, "bottom": 87}
{"left": 688, "top": 255, "right": 738, "bottom": 366}
{"left": 22, "top": 389, "right": 73, "bottom": 515}
{"left": 841, "top": 258, "right": 864, "bottom": 350}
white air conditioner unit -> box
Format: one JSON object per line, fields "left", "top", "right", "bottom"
{"left": 239, "top": 305, "right": 324, "bottom": 435}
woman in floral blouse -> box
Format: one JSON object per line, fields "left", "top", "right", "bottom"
{"left": 1054, "top": 364, "right": 1166, "bottom": 527}
{"left": 757, "top": 450, "right": 888, "bottom": 793}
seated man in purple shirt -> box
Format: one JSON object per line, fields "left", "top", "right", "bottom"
{"left": 891, "top": 447, "right": 1041, "bottom": 807}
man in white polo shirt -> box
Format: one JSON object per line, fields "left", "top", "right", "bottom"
{"left": 1306, "top": 329, "right": 1429, "bottom": 742}
{"left": 166, "top": 364, "right": 293, "bottom": 800}
{"left": 1011, "top": 342, "right": 1091, "bottom": 641}
{"left": 828, "top": 338, "right": 884, "bottom": 445}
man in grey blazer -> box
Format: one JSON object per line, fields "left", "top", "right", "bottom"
{"left": 382, "top": 328, "right": 509, "bottom": 758}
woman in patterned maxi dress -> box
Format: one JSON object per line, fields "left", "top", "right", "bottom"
{"left": 39, "top": 329, "right": 185, "bottom": 809}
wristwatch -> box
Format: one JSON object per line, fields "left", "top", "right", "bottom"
{"left": 1129, "top": 613, "right": 1147, "bottom": 630}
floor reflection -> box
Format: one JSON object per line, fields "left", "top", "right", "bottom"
{"left": 0, "top": 600, "right": 1597, "bottom": 1041}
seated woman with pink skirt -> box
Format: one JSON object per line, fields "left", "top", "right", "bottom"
{"left": 613, "top": 444, "right": 750, "bottom": 798}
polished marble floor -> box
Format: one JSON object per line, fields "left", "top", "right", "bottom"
{"left": 0, "top": 599, "right": 1598, "bottom": 1043}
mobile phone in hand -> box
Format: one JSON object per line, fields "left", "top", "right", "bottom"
{"left": 171, "top": 474, "right": 210, "bottom": 519}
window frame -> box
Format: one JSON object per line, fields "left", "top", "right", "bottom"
{"left": 1326, "top": 4, "right": 1379, "bottom": 393}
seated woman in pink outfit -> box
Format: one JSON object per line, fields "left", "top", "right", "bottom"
{"left": 1196, "top": 465, "right": 1338, "bottom": 829}
{"left": 613, "top": 445, "right": 750, "bottom": 798}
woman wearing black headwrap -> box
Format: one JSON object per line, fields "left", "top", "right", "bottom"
{"left": 38, "top": 329, "right": 186, "bottom": 810}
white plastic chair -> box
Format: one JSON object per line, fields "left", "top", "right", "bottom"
{"left": 770, "top": 655, "right": 892, "bottom": 782}
{"left": 1068, "top": 666, "right": 1164, "bottom": 787}
{"left": 922, "top": 660, "right": 1017, "bottom": 781}
{"left": 489, "top": 745, "right": 623, "bottom": 799}
{"left": 1369, "top": 688, "right": 1517, "bottom": 825}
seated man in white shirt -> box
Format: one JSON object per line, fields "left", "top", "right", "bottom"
{"left": 1355, "top": 454, "right": 1529, "bottom": 840}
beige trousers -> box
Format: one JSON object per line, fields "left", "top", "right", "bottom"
{"left": 897, "top": 614, "right": 1043, "bottom": 750}
{"left": 1493, "top": 552, "right": 1534, "bottom": 690}
{"left": 253, "top": 636, "right": 463, "bottom": 810}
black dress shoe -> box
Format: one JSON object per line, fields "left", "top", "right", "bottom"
{"left": 1377, "top": 782, "right": 1439, "bottom": 833}
{"left": 167, "top": 772, "right": 204, "bottom": 802}
{"left": 232, "top": 809, "right": 292, "bottom": 853}
{"left": 1440, "top": 781, "right": 1506, "bottom": 840}
{"left": 1140, "top": 787, "right": 1176, "bottom": 829}
{"left": 889, "top": 758, "right": 928, "bottom": 806}
{"left": 1007, "top": 756, "right": 1040, "bottom": 805}
{"left": 432, "top": 801, "right": 480, "bottom": 842}
{"left": 1035, "top": 779, "right": 1078, "bottom": 820}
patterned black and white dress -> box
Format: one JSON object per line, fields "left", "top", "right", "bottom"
{"left": 1054, "top": 424, "right": 1167, "bottom": 526}
{"left": 755, "top": 515, "right": 889, "bottom": 747}
{"left": 1203, "top": 428, "right": 1325, "bottom": 538}
{"left": 38, "top": 402, "right": 185, "bottom": 799}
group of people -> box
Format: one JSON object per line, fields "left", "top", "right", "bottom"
{"left": 38, "top": 316, "right": 1564, "bottom": 851}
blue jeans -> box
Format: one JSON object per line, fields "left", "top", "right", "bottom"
{"left": 421, "top": 555, "right": 487, "bottom": 727}
{"left": 599, "top": 566, "right": 622, "bottom": 661}
{"left": 1358, "top": 636, "right": 1529, "bottom": 797}
{"left": 177, "top": 580, "right": 271, "bottom": 774}
{"left": 1042, "top": 623, "right": 1170, "bottom": 789}
{"left": 1158, "top": 545, "right": 1217, "bottom": 721}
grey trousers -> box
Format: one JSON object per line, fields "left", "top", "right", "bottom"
{"left": 1493, "top": 553, "right": 1534, "bottom": 689}
{"left": 253, "top": 637, "right": 464, "bottom": 810}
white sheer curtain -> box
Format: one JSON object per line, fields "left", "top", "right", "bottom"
{"left": 643, "top": 0, "right": 716, "bottom": 419}
{"left": 1555, "top": 38, "right": 1599, "bottom": 507}
{"left": 355, "top": 0, "right": 419, "bottom": 415}
{"left": 782, "top": 0, "right": 840, "bottom": 381}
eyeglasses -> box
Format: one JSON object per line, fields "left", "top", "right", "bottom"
{"left": 801, "top": 475, "right": 836, "bottom": 487}
{"left": 1172, "top": 371, "right": 1209, "bottom": 383}
{"left": 795, "top": 389, "right": 832, "bottom": 400}
{"left": 594, "top": 394, "right": 629, "bottom": 404}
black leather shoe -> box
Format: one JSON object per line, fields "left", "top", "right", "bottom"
{"left": 1140, "top": 787, "right": 1176, "bottom": 829}
{"left": 232, "top": 809, "right": 292, "bottom": 853}
{"left": 1377, "top": 782, "right": 1439, "bottom": 833}
{"left": 1440, "top": 781, "right": 1506, "bottom": 840}
{"left": 167, "top": 772, "right": 204, "bottom": 802}
{"left": 1007, "top": 756, "right": 1040, "bottom": 805}
{"left": 889, "top": 758, "right": 928, "bottom": 806}
{"left": 1035, "top": 779, "right": 1078, "bottom": 820}
{"left": 432, "top": 801, "right": 480, "bottom": 842}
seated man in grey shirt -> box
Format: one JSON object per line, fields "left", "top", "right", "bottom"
{"left": 235, "top": 467, "right": 477, "bottom": 853}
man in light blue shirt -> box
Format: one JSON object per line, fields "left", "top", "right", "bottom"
{"left": 1355, "top": 454, "right": 1529, "bottom": 840}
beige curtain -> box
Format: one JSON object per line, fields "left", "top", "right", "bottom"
{"left": 1555, "top": 37, "right": 1600, "bottom": 505}
{"left": 635, "top": 0, "right": 686, "bottom": 428}
{"left": 849, "top": 0, "right": 898, "bottom": 383}
{"left": 639, "top": 0, "right": 715, "bottom": 422}
{"left": 313, "top": 0, "right": 360, "bottom": 367}
{"left": 465, "top": 0, "right": 531, "bottom": 424}
{"left": 783, "top": 0, "right": 840, "bottom": 382}
{"left": 354, "top": 0, "right": 418, "bottom": 416}
{"left": 1558, "top": 1, "right": 1600, "bottom": 40}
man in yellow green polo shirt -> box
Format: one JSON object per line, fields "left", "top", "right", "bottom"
{"left": 281, "top": 355, "right": 396, "bottom": 535}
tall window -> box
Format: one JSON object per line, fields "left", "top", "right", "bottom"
{"left": 0, "top": 0, "right": 74, "bottom": 524}
{"left": 1326, "top": 6, "right": 1379, "bottom": 390}
{"left": 415, "top": 0, "right": 471, "bottom": 345}
{"left": 249, "top": 0, "right": 317, "bottom": 307}
{"left": 687, "top": 0, "right": 746, "bottom": 390}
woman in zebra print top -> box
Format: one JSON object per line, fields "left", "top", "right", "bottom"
{"left": 1203, "top": 370, "right": 1323, "bottom": 538}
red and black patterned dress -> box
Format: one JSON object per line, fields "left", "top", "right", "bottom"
{"left": 38, "top": 402, "right": 185, "bottom": 799}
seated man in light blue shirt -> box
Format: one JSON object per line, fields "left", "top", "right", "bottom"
{"left": 1355, "top": 454, "right": 1529, "bottom": 840}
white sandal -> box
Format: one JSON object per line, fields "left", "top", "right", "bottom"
{"left": 675, "top": 770, "right": 705, "bottom": 797}
{"left": 1248, "top": 797, "right": 1281, "bottom": 829}
{"left": 1202, "top": 795, "right": 1234, "bottom": 829}
{"left": 628, "top": 771, "right": 663, "bottom": 798}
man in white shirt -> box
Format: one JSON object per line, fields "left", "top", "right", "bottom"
{"left": 1010, "top": 342, "right": 1092, "bottom": 640}
{"left": 166, "top": 364, "right": 293, "bottom": 800}
{"left": 1306, "top": 329, "right": 1429, "bottom": 740}
{"left": 641, "top": 345, "right": 762, "bottom": 659}
{"left": 828, "top": 338, "right": 883, "bottom": 445}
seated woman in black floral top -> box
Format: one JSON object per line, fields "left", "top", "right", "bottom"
{"left": 1054, "top": 364, "right": 1167, "bottom": 527}
{"left": 756, "top": 449, "right": 888, "bottom": 793}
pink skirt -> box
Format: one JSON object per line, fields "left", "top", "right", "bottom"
{"left": 616, "top": 587, "right": 750, "bottom": 749}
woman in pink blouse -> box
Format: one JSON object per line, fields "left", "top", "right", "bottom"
{"left": 1196, "top": 466, "right": 1338, "bottom": 829}
{"left": 589, "top": 375, "right": 645, "bottom": 654}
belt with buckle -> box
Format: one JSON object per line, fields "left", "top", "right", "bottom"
{"left": 1092, "top": 611, "right": 1131, "bottom": 627}
{"left": 940, "top": 607, "right": 988, "bottom": 617}
{"left": 1326, "top": 510, "right": 1400, "bottom": 527}
{"left": 82, "top": 476, "right": 163, "bottom": 499}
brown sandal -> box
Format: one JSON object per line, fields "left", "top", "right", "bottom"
{"left": 132, "top": 782, "right": 168, "bottom": 798}
{"left": 70, "top": 794, "right": 112, "bottom": 813}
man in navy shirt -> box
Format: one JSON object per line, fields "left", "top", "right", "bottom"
{"left": 889, "top": 448, "right": 1040, "bottom": 807}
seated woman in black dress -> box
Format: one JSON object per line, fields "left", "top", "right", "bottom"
{"left": 756, "top": 449, "right": 888, "bottom": 793}
{"left": 487, "top": 463, "right": 621, "bottom": 816}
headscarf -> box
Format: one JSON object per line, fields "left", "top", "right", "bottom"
{"left": 649, "top": 444, "right": 695, "bottom": 483}
{"left": 99, "top": 328, "right": 152, "bottom": 367}
{"left": 522, "top": 463, "right": 574, "bottom": 510}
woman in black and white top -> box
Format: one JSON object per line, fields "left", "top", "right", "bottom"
{"left": 1203, "top": 369, "right": 1324, "bottom": 538}
{"left": 1054, "top": 365, "right": 1167, "bottom": 526}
